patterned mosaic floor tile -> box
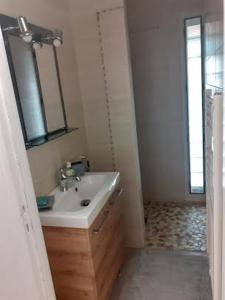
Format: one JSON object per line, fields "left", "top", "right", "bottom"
{"left": 145, "top": 202, "right": 207, "bottom": 252}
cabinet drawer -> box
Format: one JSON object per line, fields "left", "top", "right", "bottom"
{"left": 89, "top": 202, "right": 111, "bottom": 254}
{"left": 89, "top": 187, "right": 125, "bottom": 300}
{"left": 89, "top": 187, "right": 123, "bottom": 270}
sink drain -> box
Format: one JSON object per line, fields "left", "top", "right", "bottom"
{"left": 80, "top": 199, "right": 91, "bottom": 207}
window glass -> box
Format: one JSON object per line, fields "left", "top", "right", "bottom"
{"left": 185, "top": 18, "right": 204, "bottom": 194}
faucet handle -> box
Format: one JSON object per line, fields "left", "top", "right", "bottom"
{"left": 80, "top": 155, "right": 90, "bottom": 172}
{"left": 59, "top": 168, "right": 66, "bottom": 180}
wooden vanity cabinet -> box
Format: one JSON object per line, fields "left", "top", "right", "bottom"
{"left": 42, "top": 187, "right": 125, "bottom": 300}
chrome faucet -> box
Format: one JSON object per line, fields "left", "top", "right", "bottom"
{"left": 59, "top": 168, "right": 81, "bottom": 192}
{"left": 59, "top": 168, "right": 71, "bottom": 192}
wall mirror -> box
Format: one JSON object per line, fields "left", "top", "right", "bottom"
{"left": 0, "top": 14, "right": 75, "bottom": 148}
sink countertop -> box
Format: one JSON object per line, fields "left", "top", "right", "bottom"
{"left": 39, "top": 172, "right": 120, "bottom": 229}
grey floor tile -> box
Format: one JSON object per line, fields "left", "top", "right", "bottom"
{"left": 110, "top": 249, "right": 212, "bottom": 300}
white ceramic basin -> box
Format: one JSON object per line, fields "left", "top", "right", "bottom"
{"left": 39, "top": 172, "right": 120, "bottom": 229}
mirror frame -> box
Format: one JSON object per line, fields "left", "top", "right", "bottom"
{"left": 0, "top": 13, "right": 76, "bottom": 149}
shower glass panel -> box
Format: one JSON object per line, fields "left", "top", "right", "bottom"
{"left": 185, "top": 17, "right": 204, "bottom": 194}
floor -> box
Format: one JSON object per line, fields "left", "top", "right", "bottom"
{"left": 145, "top": 202, "right": 207, "bottom": 252}
{"left": 110, "top": 249, "right": 212, "bottom": 300}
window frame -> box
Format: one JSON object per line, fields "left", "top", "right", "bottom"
{"left": 184, "top": 16, "right": 206, "bottom": 195}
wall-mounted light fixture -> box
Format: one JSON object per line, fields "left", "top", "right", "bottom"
{"left": 17, "top": 16, "right": 33, "bottom": 43}
{"left": 41, "top": 29, "right": 63, "bottom": 47}
{"left": 3, "top": 16, "right": 63, "bottom": 49}
{"left": 53, "top": 30, "right": 63, "bottom": 47}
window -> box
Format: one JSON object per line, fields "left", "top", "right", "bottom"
{"left": 185, "top": 17, "right": 205, "bottom": 194}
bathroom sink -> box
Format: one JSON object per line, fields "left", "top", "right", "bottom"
{"left": 39, "top": 172, "right": 120, "bottom": 228}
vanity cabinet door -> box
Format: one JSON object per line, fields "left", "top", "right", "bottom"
{"left": 89, "top": 187, "right": 125, "bottom": 300}
{"left": 43, "top": 227, "right": 97, "bottom": 300}
{"left": 89, "top": 202, "right": 111, "bottom": 272}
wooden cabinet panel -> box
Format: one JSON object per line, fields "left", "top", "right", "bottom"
{"left": 43, "top": 187, "right": 125, "bottom": 300}
{"left": 98, "top": 231, "right": 124, "bottom": 300}
{"left": 43, "top": 227, "right": 97, "bottom": 300}
{"left": 96, "top": 219, "right": 124, "bottom": 298}
{"left": 89, "top": 187, "right": 124, "bottom": 272}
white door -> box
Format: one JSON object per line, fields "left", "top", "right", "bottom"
{"left": 205, "top": 91, "right": 223, "bottom": 300}
{"left": 0, "top": 29, "right": 56, "bottom": 300}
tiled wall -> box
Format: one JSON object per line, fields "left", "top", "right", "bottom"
{"left": 68, "top": 0, "right": 124, "bottom": 172}
{"left": 0, "top": 0, "right": 88, "bottom": 196}
{"left": 68, "top": 0, "right": 145, "bottom": 247}
{"left": 126, "top": 0, "right": 205, "bottom": 203}
{"left": 204, "top": 0, "right": 223, "bottom": 92}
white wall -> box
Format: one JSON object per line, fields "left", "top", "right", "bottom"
{"left": 68, "top": 0, "right": 145, "bottom": 247}
{"left": 0, "top": 0, "right": 88, "bottom": 196}
{"left": 126, "top": 0, "right": 205, "bottom": 203}
{"left": 204, "top": 0, "right": 223, "bottom": 91}
{"left": 68, "top": 0, "right": 124, "bottom": 172}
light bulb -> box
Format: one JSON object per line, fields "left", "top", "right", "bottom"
{"left": 32, "top": 41, "right": 43, "bottom": 50}
{"left": 22, "top": 33, "right": 33, "bottom": 43}
{"left": 53, "top": 38, "right": 62, "bottom": 47}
